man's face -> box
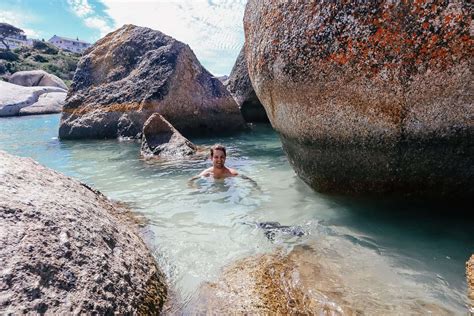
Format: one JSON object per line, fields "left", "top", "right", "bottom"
{"left": 211, "top": 149, "right": 226, "bottom": 169}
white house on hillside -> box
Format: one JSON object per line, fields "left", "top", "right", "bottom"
{"left": 48, "top": 35, "right": 91, "bottom": 53}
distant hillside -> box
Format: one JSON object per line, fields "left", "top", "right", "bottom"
{"left": 0, "top": 40, "right": 81, "bottom": 87}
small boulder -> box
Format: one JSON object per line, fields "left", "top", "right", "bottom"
{"left": 0, "top": 81, "right": 66, "bottom": 117}
{"left": 226, "top": 46, "right": 268, "bottom": 123}
{"left": 19, "top": 92, "right": 66, "bottom": 115}
{"left": 141, "top": 113, "right": 197, "bottom": 158}
{"left": 9, "top": 70, "right": 68, "bottom": 90}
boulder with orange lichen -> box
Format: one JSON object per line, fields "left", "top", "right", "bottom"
{"left": 244, "top": 1, "right": 473, "bottom": 198}
{"left": 59, "top": 24, "right": 245, "bottom": 140}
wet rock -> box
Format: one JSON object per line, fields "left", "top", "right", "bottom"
{"left": 59, "top": 24, "right": 245, "bottom": 140}
{"left": 141, "top": 113, "right": 197, "bottom": 158}
{"left": 244, "top": 1, "right": 473, "bottom": 198}
{"left": 0, "top": 81, "right": 66, "bottom": 117}
{"left": 226, "top": 46, "right": 268, "bottom": 123}
{"left": 0, "top": 151, "right": 166, "bottom": 314}
{"left": 9, "top": 70, "right": 68, "bottom": 90}
{"left": 244, "top": 221, "right": 305, "bottom": 240}
{"left": 468, "top": 255, "right": 474, "bottom": 304}
{"left": 191, "top": 244, "right": 454, "bottom": 314}
{"left": 18, "top": 92, "right": 66, "bottom": 116}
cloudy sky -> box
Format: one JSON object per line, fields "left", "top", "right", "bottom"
{"left": 0, "top": 0, "right": 247, "bottom": 75}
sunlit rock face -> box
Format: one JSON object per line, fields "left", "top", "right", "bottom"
{"left": 244, "top": 1, "right": 473, "bottom": 198}
{"left": 59, "top": 24, "right": 245, "bottom": 140}
{"left": 140, "top": 113, "right": 197, "bottom": 158}
{"left": 226, "top": 46, "right": 268, "bottom": 123}
{"left": 0, "top": 151, "right": 166, "bottom": 314}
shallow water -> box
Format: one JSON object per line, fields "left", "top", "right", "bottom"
{"left": 0, "top": 114, "right": 472, "bottom": 314}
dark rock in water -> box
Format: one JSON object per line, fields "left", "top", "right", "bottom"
{"left": 226, "top": 46, "right": 268, "bottom": 123}
{"left": 59, "top": 24, "right": 245, "bottom": 140}
{"left": 141, "top": 113, "right": 197, "bottom": 158}
{"left": 247, "top": 221, "right": 305, "bottom": 240}
{"left": 0, "top": 151, "right": 166, "bottom": 314}
{"left": 244, "top": 1, "right": 473, "bottom": 199}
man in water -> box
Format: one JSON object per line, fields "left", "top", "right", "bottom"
{"left": 190, "top": 144, "right": 238, "bottom": 180}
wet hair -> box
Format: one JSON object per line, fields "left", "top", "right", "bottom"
{"left": 210, "top": 144, "right": 226, "bottom": 157}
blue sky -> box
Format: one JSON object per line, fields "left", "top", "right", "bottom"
{"left": 0, "top": 0, "right": 246, "bottom": 75}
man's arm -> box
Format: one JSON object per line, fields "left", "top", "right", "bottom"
{"left": 189, "top": 168, "right": 212, "bottom": 182}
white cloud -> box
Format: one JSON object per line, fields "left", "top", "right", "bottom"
{"left": 67, "top": 0, "right": 115, "bottom": 38}
{"left": 0, "top": 10, "right": 42, "bottom": 39}
{"left": 67, "top": 0, "right": 94, "bottom": 17}
{"left": 22, "top": 28, "right": 40, "bottom": 38}
{"left": 84, "top": 16, "right": 114, "bottom": 37}
{"left": 99, "top": 0, "right": 246, "bottom": 75}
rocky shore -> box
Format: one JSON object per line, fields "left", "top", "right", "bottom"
{"left": 0, "top": 151, "right": 167, "bottom": 314}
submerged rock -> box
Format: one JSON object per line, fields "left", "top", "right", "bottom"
{"left": 59, "top": 24, "right": 245, "bottom": 140}
{"left": 0, "top": 151, "right": 166, "bottom": 314}
{"left": 226, "top": 46, "right": 268, "bottom": 123}
{"left": 0, "top": 81, "right": 66, "bottom": 117}
{"left": 244, "top": 1, "right": 473, "bottom": 198}
{"left": 141, "top": 113, "right": 197, "bottom": 158}
{"left": 9, "top": 69, "right": 68, "bottom": 90}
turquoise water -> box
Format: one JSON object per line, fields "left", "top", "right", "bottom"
{"left": 1, "top": 114, "right": 472, "bottom": 313}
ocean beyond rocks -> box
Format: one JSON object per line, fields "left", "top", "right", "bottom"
{"left": 59, "top": 24, "right": 245, "bottom": 140}
{"left": 244, "top": 1, "right": 473, "bottom": 198}
{"left": 0, "top": 151, "right": 167, "bottom": 314}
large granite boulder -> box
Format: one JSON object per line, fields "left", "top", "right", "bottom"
{"left": 9, "top": 70, "right": 68, "bottom": 90}
{"left": 244, "top": 1, "right": 473, "bottom": 198}
{"left": 226, "top": 46, "right": 268, "bottom": 123}
{"left": 59, "top": 24, "right": 245, "bottom": 140}
{"left": 141, "top": 113, "right": 197, "bottom": 158}
{"left": 0, "top": 151, "right": 166, "bottom": 314}
{"left": 0, "top": 81, "right": 66, "bottom": 117}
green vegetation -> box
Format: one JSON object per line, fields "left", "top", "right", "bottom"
{"left": 0, "top": 40, "right": 81, "bottom": 87}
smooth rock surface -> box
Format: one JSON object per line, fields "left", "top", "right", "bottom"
{"left": 0, "top": 151, "right": 167, "bottom": 314}
{"left": 59, "top": 24, "right": 245, "bottom": 140}
{"left": 244, "top": 1, "right": 473, "bottom": 198}
{"left": 225, "top": 46, "right": 268, "bottom": 123}
{"left": 141, "top": 113, "right": 197, "bottom": 158}
{"left": 0, "top": 81, "right": 66, "bottom": 117}
{"left": 9, "top": 70, "right": 68, "bottom": 90}
{"left": 18, "top": 92, "right": 66, "bottom": 115}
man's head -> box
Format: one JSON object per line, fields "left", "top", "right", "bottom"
{"left": 210, "top": 144, "right": 226, "bottom": 169}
